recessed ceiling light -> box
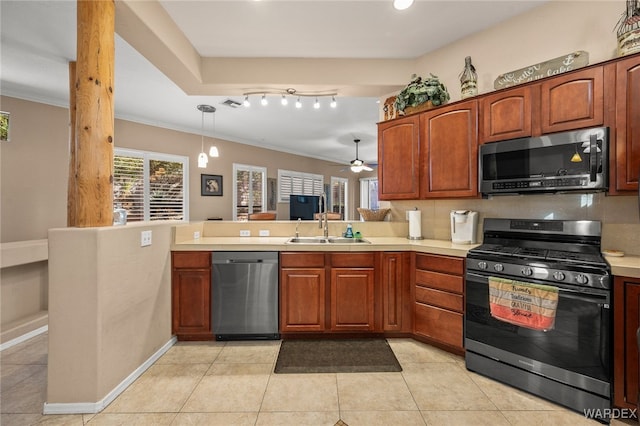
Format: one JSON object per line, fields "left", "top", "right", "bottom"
{"left": 393, "top": 0, "right": 414, "bottom": 11}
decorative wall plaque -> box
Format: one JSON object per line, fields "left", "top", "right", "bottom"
{"left": 494, "top": 51, "right": 589, "bottom": 89}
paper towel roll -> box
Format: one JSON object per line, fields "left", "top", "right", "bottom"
{"left": 408, "top": 210, "right": 422, "bottom": 240}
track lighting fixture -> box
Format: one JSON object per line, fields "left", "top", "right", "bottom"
{"left": 242, "top": 88, "right": 338, "bottom": 110}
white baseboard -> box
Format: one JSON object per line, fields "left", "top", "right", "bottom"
{"left": 0, "top": 325, "right": 48, "bottom": 352}
{"left": 43, "top": 336, "right": 177, "bottom": 415}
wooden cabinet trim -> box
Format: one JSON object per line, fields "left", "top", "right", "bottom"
{"left": 416, "top": 253, "right": 464, "bottom": 275}
{"left": 280, "top": 252, "right": 326, "bottom": 268}
{"left": 329, "top": 252, "right": 375, "bottom": 268}
{"left": 172, "top": 251, "right": 211, "bottom": 269}
{"left": 415, "top": 286, "right": 463, "bottom": 312}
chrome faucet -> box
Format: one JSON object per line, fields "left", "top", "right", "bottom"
{"left": 318, "top": 193, "right": 329, "bottom": 238}
{"left": 295, "top": 218, "right": 301, "bottom": 238}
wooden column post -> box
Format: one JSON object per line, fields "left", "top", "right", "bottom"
{"left": 72, "top": 0, "right": 115, "bottom": 227}
{"left": 68, "top": 61, "right": 77, "bottom": 227}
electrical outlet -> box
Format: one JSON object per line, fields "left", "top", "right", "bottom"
{"left": 239, "top": 230, "right": 251, "bottom": 237}
{"left": 259, "top": 230, "right": 270, "bottom": 237}
{"left": 194, "top": 231, "right": 201, "bottom": 239}
{"left": 140, "top": 230, "right": 152, "bottom": 247}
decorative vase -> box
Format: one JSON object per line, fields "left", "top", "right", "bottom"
{"left": 616, "top": 0, "right": 640, "bottom": 57}
{"left": 459, "top": 56, "right": 478, "bottom": 99}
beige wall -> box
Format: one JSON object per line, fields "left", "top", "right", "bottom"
{"left": 47, "top": 222, "right": 172, "bottom": 404}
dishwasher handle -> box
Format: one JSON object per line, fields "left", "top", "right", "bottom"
{"left": 212, "top": 258, "right": 278, "bottom": 264}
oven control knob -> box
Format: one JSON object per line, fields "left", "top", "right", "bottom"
{"left": 494, "top": 263, "right": 504, "bottom": 272}
{"left": 478, "top": 261, "right": 488, "bottom": 270}
{"left": 553, "top": 271, "right": 566, "bottom": 281}
{"left": 521, "top": 267, "right": 533, "bottom": 276}
{"left": 575, "top": 274, "right": 589, "bottom": 284}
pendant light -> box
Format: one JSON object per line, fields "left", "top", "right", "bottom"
{"left": 197, "top": 104, "right": 218, "bottom": 168}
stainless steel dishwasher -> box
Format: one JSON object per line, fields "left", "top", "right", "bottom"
{"left": 211, "top": 251, "right": 279, "bottom": 340}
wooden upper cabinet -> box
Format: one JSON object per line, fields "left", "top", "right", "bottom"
{"left": 480, "top": 86, "right": 533, "bottom": 143}
{"left": 377, "top": 115, "right": 420, "bottom": 200}
{"left": 420, "top": 100, "right": 478, "bottom": 198}
{"left": 613, "top": 55, "right": 640, "bottom": 192}
{"left": 540, "top": 67, "right": 604, "bottom": 134}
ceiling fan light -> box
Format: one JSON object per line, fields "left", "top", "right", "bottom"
{"left": 281, "top": 95, "right": 288, "bottom": 106}
{"left": 393, "top": 0, "right": 414, "bottom": 10}
{"left": 295, "top": 97, "right": 302, "bottom": 108}
{"left": 243, "top": 95, "right": 250, "bottom": 107}
{"left": 351, "top": 164, "right": 363, "bottom": 173}
{"left": 330, "top": 96, "right": 337, "bottom": 108}
{"left": 313, "top": 97, "right": 320, "bottom": 109}
{"left": 209, "top": 146, "right": 219, "bottom": 157}
{"left": 261, "top": 94, "right": 268, "bottom": 106}
{"left": 198, "top": 152, "right": 208, "bottom": 168}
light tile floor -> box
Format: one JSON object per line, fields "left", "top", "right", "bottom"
{"left": 1, "top": 333, "right": 637, "bottom": 425}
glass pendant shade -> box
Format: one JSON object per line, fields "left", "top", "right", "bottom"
{"left": 209, "top": 146, "right": 219, "bottom": 157}
{"left": 198, "top": 152, "right": 208, "bottom": 168}
{"left": 393, "top": 0, "right": 414, "bottom": 10}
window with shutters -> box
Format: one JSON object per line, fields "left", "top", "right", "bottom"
{"left": 113, "top": 148, "right": 189, "bottom": 222}
{"left": 233, "top": 163, "right": 266, "bottom": 221}
{"left": 277, "top": 169, "right": 324, "bottom": 203}
{"left": 330, "top": 177, "right": 348, "bottom": 220}
{"left": 359, "top": 177, "right": 379, "bottom": 215}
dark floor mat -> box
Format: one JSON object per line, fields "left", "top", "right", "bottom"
{"left": 274, "top": 338, "right": 402, "bottom": 374}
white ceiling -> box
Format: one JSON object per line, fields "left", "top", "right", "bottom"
{"left": 0, "top": 0, "right": 546, "bottom": 165}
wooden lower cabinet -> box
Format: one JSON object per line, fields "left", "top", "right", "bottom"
{"left": 279, "top": 251, "right": 379, "bottom": 333}
{"left": 330, "top": 268, "right": 375, "bottom": 331}
{"left": 413, "top": 253, "right": 465, "bottom": 353}
{"left": 613, "top": 275, "right": 640, "bottom": 410}
{"left": 171, "top": 251, "right": 213, "bottom": 340}
{"left": 280, "top": 252, "right": 326, "bottom": 332}
{"left": 381, "top": 252, "right": 411, "bottom": 332}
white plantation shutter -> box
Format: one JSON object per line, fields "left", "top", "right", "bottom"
{"left": 113, "top": 154, "right": 145, "bottom": 221}
{"left": 233, "top": 164, "right": 266, "bottom": 221}
{"left": 114, "top": 148, "right": 189, "bottom": 222}
{"left": 278, "top": 169, "right": 323, "bottom": 202}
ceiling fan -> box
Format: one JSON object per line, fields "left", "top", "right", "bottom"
{"left": 348, "top": 138, "right": 375, "bottom": 173}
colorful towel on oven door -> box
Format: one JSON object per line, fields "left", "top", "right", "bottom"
{"left": 488, "top": 277, "right": 559, "bottom": 331}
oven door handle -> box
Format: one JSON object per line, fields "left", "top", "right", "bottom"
{"left": 466, "top": 272, "right": 610, "bottom": 303}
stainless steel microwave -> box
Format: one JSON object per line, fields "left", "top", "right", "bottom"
{"left": 479, "top": 127, "right": 609, "bottom": 195}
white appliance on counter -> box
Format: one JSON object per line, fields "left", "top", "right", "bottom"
{"left": 450, "top": 210, "right": 478, "bottom": 244}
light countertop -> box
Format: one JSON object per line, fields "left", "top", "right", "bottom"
{"left": 172, "top": 235, "right": 640, "bottom": 278}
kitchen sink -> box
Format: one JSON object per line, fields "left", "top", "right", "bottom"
{"left": 286, "top": 236, "right": 370, "bottom": 244}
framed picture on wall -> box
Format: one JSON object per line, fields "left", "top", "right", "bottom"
{"left": 201, "top": 174, "right": 223, "bottom": 196}
{"left": 0, "top": 111, "right": 10, "bottom": 142}
{"left": 267, "top": 177, "right": 277, "bottom": 211}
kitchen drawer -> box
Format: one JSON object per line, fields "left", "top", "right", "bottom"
{"left": 280, "top": 252, "right": 325, "bottom": 268}
{"left": 330, "top": 252, "right": 375, "bottom": 268}
{"left": 416, "top": 253, "right": 464, "bottom": 275}
{"left": 415, "top": 270, "right": 463, "bottom": 294}
{"left": 414, "top": 302, "right": 463, "bottom": 348}
{"left": 172, "top": 251, "right": 211, "bottom": 269}
{"left": 415, "top": 286, "right": 463, "bottom": 312}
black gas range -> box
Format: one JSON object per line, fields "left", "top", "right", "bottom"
{"left": 465, "top": 218, "right": 613, "bottom": 423}
{"left": 467, "top": 218, "right": 611, "bottom": 290}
